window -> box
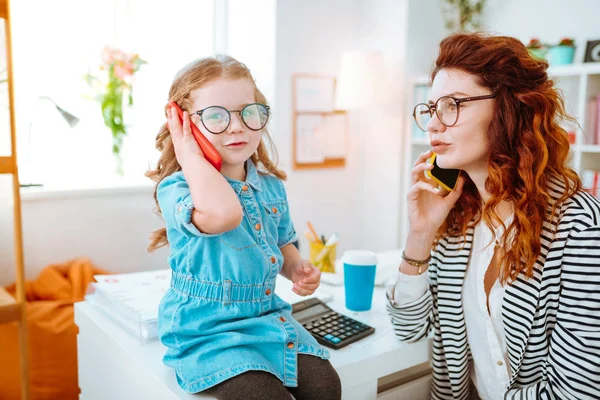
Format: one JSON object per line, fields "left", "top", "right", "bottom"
{"left": 11, "top": 0, "right": 214, "bottom": 189}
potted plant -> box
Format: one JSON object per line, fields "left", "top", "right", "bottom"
{"left": 441, "top": 0, "right": 487, "bottom": 32}
{"left": 526, "top": 38, "right": 547, "bottom": 61}
{"left": 548, "top": 37, "right": 576, "bottom": 66}
{"left": 85, "top": 47, "right": 147, "bottom": 176}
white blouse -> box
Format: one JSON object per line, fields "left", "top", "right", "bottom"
{"left": 388, "top": 216, "right": 513, "bottom": 400}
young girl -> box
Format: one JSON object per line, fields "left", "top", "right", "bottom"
{"left": 387, "top": 33, "right": 600, "bottom": 400}
{"left": 147, "top": 55, "right": 341, "bottom": 400}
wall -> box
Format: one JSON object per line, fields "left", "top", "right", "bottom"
{"left": 274, "top": 0, "right": 370, "bottom": 257}
{"left": 4, "top": 0, "right": 598, "bottom": 285}
{"left": 1, "top": 183, "right": 170, "bottom": 285}
{"left": 1, "top": 0, "right": 373, "bottom": 285}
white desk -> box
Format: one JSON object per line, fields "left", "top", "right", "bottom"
{"left": 75, "top": 250, "right": 432, "bottom": 400}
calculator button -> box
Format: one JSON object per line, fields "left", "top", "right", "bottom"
{"left": 324, "top": 334, "right": 334, "bottom": 340}
{"left": 325, "top": 329, "right": 333, "bottom": 334}
{"left": 331, "top": 337, "right": 341, "bottom": 344}
{"left": 359, "top": 326, "right": 368, "bottom": 332}
{"left": 317, "top": 331, "right": 327, "bottom": 337}
{"left": 339, "top": 334, "right": 348, "bottom": 340}
{"left": 305, "top": 324, "right": 313, "bottom": 330}
{"left": 324, "top": 323, "right": 333, "bottom": 328}
{"left": 349, "top": 330, "right": 359, "bottom": 335}
{"left": 312, "top": 322, "right": 321, "bottom": 327}
{"left": 311, "top": 329, "right": 321, "bottom": 334}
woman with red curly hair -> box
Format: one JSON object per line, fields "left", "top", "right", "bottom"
{"left": 387, "top": 32, "right": 600, "bottom": 400}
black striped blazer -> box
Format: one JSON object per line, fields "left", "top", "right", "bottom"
{"left": 387, "top": 179, "right": 600, "bottom": 399}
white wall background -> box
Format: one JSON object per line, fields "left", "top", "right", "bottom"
{"left": 2, "top": 0, "right": 600, "bottom": 285}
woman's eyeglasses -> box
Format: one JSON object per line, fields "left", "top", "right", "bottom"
{"left": 191, "top": 103, "right": 270, "bottom": 134}
{"left": 412, "top": 94, "right": 496, "bottom": 132}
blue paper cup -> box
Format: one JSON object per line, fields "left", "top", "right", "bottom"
{"left": 342, "top": 250, "right": 378, "bottom": 311}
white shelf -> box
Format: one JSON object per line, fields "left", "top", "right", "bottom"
{"left": 548, "top": 63, "right": 600, "bottom": 77}
{"left": 578, "top": 145, "right": 600, "bottom": 153}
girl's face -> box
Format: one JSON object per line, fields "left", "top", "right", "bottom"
{"left": 427, "top": 68, "right": 495, "bottom": 172}
{"left": 188, "top": 78, "right": 263, "bottom": 169}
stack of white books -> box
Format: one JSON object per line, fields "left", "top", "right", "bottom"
{"left": 88, "top": 269, "right": 335, "bottom": 342}
{"left": 90, "top": 269, "right": 171, "bottom": 342}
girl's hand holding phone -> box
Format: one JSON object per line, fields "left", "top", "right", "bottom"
{"left": 167, "top": 107, "right": 205, "bottom": 168}
{"left": 407, "top": 150, "right": 465, "bottom": 239}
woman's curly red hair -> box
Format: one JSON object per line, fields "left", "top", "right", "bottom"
{"left": 432, "top": 33, "right": 581, "bottom": 283}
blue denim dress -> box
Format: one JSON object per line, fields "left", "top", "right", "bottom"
{"left": 156, "top": 160, "right": 330, "bottom": 394}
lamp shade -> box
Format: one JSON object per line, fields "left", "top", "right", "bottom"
{"left": 334, "top": 51, "right": 386, "bottom": 110}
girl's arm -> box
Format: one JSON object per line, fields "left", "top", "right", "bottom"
{"left": 168, "top": 107, "right": 242, "bottom": 235}
{"left": 279, "top": 243, "right": 302, "bottom": 281}
{"left": 184, "top": 157, "right": 242, "bottom": 234}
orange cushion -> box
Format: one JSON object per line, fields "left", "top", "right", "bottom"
{"left": 0, "top": 259, "right": 108, "bottom": 399}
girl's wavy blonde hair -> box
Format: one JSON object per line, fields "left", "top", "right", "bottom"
{"left": 146, "top": 55, "right": 286, "bottom": 252}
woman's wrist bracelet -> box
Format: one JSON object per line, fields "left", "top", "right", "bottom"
{"left": 400, "top": 250, "right": 430, "bottom": 274}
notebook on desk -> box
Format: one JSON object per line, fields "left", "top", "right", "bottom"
{"left": 87, "top": 270, "right": 333, "bottom": 341}
{"left": 274, "top": 275, "right": 334, "bottom": 305}
{"left": 89, "top": 269, "right": 171, "bottom": 341}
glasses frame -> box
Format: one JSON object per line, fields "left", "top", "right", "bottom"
{"left": 191, "top": 103, "right": 270, "bottom": 134}
{"left": 412, "top": 93, "right": 496, "bottom": 132}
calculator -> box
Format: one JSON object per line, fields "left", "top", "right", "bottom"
{"left": 291, "top": 298, "right": 375, "bottom": 349}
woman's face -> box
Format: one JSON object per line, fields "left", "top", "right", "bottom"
{"left": 427, "top": 68, "right": 495, "bottom": 172}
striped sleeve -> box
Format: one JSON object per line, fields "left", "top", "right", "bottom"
{"left": 505, "top": 225, "right": 600, "bottom": 400}
{"left": 386, "top": 257, "right": 435, "bottom": 343}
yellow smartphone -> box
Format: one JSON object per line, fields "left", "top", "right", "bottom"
{"left": 425, "top": 153, "right": 461, "bottom": 191}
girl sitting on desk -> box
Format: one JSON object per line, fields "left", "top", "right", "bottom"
{"left": 387, "top": 32, "right": 600, "bottom": 400}
{"left": 147, "top": 55, "right": 341, "bottom": 400}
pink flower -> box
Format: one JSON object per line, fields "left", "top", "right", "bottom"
{"left": 113, "top": 60, "right": 134, "bottom": 80}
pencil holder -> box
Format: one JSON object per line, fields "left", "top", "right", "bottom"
{"left": 309, "top": 242, "right": 337, "bottom": 273}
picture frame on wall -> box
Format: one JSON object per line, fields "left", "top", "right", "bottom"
{"left": 291, "top": 74, "right": 348, "bottom": 170}
{"left": 583, "top": 39, "right": 600, "bottom": 63}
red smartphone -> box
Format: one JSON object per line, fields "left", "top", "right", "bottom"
{"left": 167, "top": 101, "right": 222, "bottom": 171}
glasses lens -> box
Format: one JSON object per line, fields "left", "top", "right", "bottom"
{"left": 201, "top": 106, "right": 230, "bottom": 133}
{"left": 414, "top": 104, "right": 431, "bottom": 132}
{"left": 241, "top": 104, "right": 269, "bottom": 130}
{"left": 437, "top": 97, "right": 458, "bottom": 127}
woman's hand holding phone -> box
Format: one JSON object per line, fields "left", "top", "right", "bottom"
{"left": 167, "top": 107, "right": 205, "bottom": 169}
{"left": 406, "top": 150, "right": 465, "bottom": 244}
